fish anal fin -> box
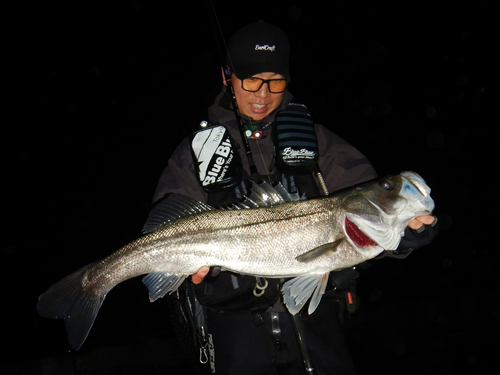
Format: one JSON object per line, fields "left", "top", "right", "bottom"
{"left": 308, "top": 273, "right": 329, "bottom": 314}
{"left": 282, "top": 273, "right": 330, "bottom": 315}
{"left": 295, "top": 240, "right": 343, "bottom": 263}
{"left": 142, "top": 272, "right": 187, "bottom": 302}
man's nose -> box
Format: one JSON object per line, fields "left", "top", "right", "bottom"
{"left": 253, "top": 82, "right": 271, "bottom": 98}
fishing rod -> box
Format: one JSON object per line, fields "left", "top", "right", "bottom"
{"left": 204, "top": 0, "right": 260, "bottom": 178}
{"left": 292, "top": 312, "right": 318, "bottom": 375}
{"left": 222, "top": 66, "right": 259, "bottom": 177}
{"left": 203, "top": 4, "right": 320, "bottom": 375}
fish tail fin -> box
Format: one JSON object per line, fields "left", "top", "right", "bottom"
{"left": 37, "top": 262, "right": 106, "bottom": 350}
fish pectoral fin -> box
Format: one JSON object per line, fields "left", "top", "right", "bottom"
{"left": 295, "top": 240, "right": 343, "bottom": 263}
{"left": 142, "top": 272, "right": 188, "bottom": 302}
{"left": 282, "top": 273, "right": 329, "bottom": 315}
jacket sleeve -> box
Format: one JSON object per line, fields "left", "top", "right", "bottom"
{"left": 315, "top": 124, "right": 378, "bottom": 192}
{"left": 152, "top": 137, "right": 208, "bottom": 204}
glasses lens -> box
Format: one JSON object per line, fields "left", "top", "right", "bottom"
{"left": 242, "top": 78, "right": 263, "bottom": 92}
{"left": 269, "top": 79, "right": 287, "bottom": 93}
{"left": 242, "top": 78, "right": 287, "bottom": 93}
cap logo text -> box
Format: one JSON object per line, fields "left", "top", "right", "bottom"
{"left": 255, "top": 44, "right": 276, "bottom": 52}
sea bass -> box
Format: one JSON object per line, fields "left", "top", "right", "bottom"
{"left": 37, "top": 171, "right": 434, "bottom": 350}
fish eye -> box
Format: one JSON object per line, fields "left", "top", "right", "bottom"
{"left": 379, "top": 180, "right": 393, "bottom": 190}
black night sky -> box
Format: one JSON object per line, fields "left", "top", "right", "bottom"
{"left": 4, "top": 1, "right": 498, "bottom": 374}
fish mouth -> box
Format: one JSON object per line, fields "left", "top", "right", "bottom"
{"left": 401, "top": 171, "right": 431, "bottom": 198}
{"left": 345, "top": 216, "right": 378, "bottom": 248}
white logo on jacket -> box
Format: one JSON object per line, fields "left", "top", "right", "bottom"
{"left": 282, "top": 147, "right": 315, "bottom": 160}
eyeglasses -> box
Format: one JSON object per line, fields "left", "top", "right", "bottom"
{"left": 241, "top": 77, "right": 288, "bottom": 93}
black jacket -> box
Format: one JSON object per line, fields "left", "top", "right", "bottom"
{"left": 151, "top": 88, "right": 436, "bottom": 312}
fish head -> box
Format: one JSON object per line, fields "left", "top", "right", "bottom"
{"left": 341, "top": 171, "right": 435, "bottom": 258}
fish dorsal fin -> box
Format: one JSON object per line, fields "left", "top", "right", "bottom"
{"left": 248, "top": 181, "right": 285, "bottom": 206}
{"left": 142, "top": 272, "right": 188, "bottom": 301}
{"left": 142, "top": 194, "right": 214, "bottom": 234}
{"left": 295, "top": 240, "right": 343, "bottom": 263}
{"left": 229, "top": 180, "right": 305, "bottom": 209}
{"left": 282, "top": 273, "right": 329, "bottom": 315}
{"left": 143, "top": 181, "right": 300, "bottom": 233}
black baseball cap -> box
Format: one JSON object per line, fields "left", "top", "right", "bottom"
{"left": 226, "top": 21, "right": 290, "bottom": 81}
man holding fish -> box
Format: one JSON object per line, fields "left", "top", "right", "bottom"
{"left": 152, "top": 21, "right": 437, "bottom": 375}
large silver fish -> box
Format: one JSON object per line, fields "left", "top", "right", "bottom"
{"left": 37, "top": 171, "right": 434, "bottom": 350}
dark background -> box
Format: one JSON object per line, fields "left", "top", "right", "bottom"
{"left": 3, "top": 0, "right": 498, "bottom": 374}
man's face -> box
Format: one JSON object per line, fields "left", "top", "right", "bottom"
{"left": 223, "top": 70, "right": 286, "bottom": 121}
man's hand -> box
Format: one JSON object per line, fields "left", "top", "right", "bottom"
{"left": 408, "top": 215, "right": 436, "bottom": 230}
{"left": 191, "top": 266, "right": 210, "bottom": 284}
